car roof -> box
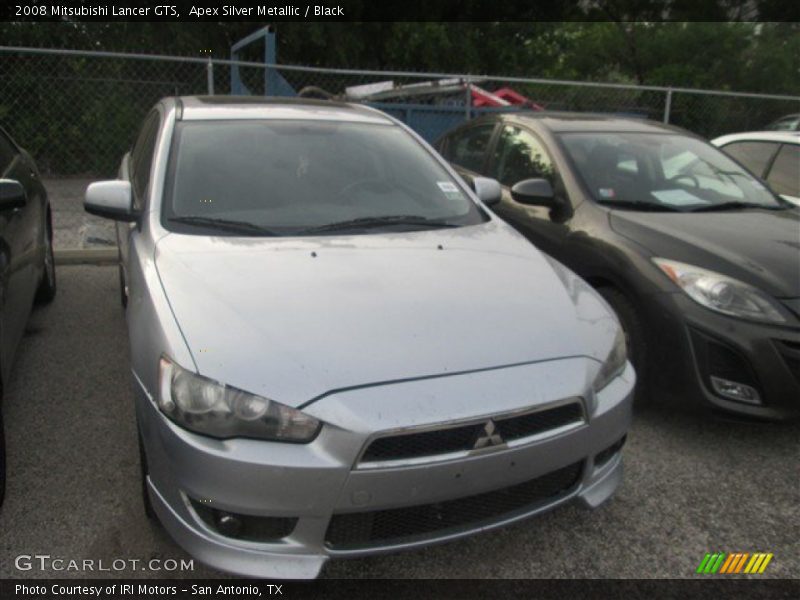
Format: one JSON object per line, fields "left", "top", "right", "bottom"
{"left": 496, "top": 111, "right": 689, "bottom": 135}
{"left": 175, "top": 96, "right": 394, "bottom": 125}
{"left": 711, "top": 131, "right": 800, "bottom": 145}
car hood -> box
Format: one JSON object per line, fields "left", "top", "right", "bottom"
{"left": 154, "top": 220, "right": 617, "bottom": 407}
{"left": 609, "top": 208, "right": 800, "bottom": 298}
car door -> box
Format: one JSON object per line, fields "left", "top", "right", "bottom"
{"left": 119, "top": 110, "right": 160, "bottom": 286}
{"left": 0, "top": 129, "right": 40, "bottom": 372}
{"left": 764, "top": 143, "right": 800, "bottom": 206}
{"left": 484, "top": 124, "right": 573, "bottom": 259}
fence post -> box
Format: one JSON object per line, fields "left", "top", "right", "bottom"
{"left": 265, "top": 26, "right": 278, "bottom": 96}
{"left": 464, "top": 77, "right": 472, "bottom": 121}
{"left": 206, "top": 58, "right": 214, "bottom": 95}
{"left": 663, "top": 87, "right": 673, "bottom": 124}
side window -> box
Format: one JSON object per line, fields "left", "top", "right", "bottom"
{"left": 491, "top": 125, "right": 554, "bottom": 187}
{"left": 720, "top": 141, "right": 779, "bottom": 177}
{"left": 130, "top": 111, "right": 161, "bottom": 209}
{"left": 446, "top": 124, "right": 494, "bottom": 173}
{"left": 766, "top": 144, "right": 800, "bottom": 198}
{"left": 0, "top": 130, "right": 18, "bottom": 176}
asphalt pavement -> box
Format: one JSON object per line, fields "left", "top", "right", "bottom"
{"left": 0, "top": 265, "right": 798, "bottom": 579}
{"left": 45, "top": 177, "right": 116, "bottom": 251}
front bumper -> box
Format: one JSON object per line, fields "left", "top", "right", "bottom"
{"left": 644, "top": 292, "right": 800, "bottom": 420}
{"left": 135, "top": 358, "right": 633, "bottom": 579}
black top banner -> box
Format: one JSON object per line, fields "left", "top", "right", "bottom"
{"left": 3, "top": 0, "right": 800, "bottom": 22}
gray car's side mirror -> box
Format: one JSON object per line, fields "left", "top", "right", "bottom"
{"left": 511, "top": 178, "right": 556, "bottom": 207}
{"left": 0, "top": 179, "right": 27, "bottom": 210}
{"left": 84, "top": 180, "right": 137, "bottom": 221}
{"left": 472, "top": 177, "right": 503, "bottom": 206}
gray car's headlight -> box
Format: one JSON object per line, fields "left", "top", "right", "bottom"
{"left": 157, "top": 356, "right": 321, "bottom": 442}
{"left": 593, "top": 326, "right": 627, "bottom": 392}
{"left": 653, "top": 258, "right": 786, "bottom": 324}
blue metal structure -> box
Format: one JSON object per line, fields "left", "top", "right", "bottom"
{"left": 229, "top": 28, "right": 519, "bottom": 143}
{"left": 230, "top": 26, "right": 294, "bottom": 97}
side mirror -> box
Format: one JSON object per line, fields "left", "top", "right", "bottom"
{"left": 472, "top": 177, "right": 502, "bottom": 206}
{"left": 0, "top": 179, "right": 27, "bottom": 210}
{"left": 84, "top": 180, "right": 137, "bottom": 222}
{"left": 510, "top": 178, "right": 556, "bottom": 207}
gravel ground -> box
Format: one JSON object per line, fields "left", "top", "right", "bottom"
{"left": 45, "top": 177, "right": 116, "bottom": 250}
{"left": 0, "top": 265, "right": 798, "bottom": 579}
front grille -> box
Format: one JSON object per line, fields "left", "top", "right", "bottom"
{"left": 494, "top": 403, "right": 583, "bottom": 441}
{"left": 325, "top": 461, "right": 583, "bottom": 549}
{"left": 361, "top": 422, "right": 484, "bottom": 462}
{"left": 360, "top": 401, "right": 583, "bottom": 464}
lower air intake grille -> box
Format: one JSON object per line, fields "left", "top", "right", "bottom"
{"left": 325, "top": 461, "right": 583, "bottom": 549}
{"left": 594, "top": 435, "right": 627, "bottom": 467}
{"left": 689, "top": 328, "right": 761, "bottom": 394}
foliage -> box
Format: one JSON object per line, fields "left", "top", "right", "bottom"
{"left": 0, "top": 18, "right": 798, "bottom": 175}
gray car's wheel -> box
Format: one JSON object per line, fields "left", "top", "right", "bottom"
{"left": 137, "top": 429, "right": 155, "bottom": 520}
{"left": 35, "top": 214, "right": 56, "bottom": 304}
{"left": 597, "top": 286, "right": 650, "bottom": 404}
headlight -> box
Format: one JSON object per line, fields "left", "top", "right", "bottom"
{"left": 653, "top": 259, "right": 786, "bottom": 324}
{"left": 593, "top": 326, "right": 627, "bottom": 392}
{"left": 157, "top": 356, "right": 321, "bottom": 442}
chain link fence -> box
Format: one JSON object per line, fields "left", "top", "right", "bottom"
{"left": 1, "top": 46, "right": 798, "bottom": 248}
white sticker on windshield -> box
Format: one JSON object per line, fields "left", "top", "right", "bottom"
{"left": 437, "top": 180, "right": 463, "bottom": 201}
{"left": 651, "top": 189, "right": 710, "bottom": 206}
{"left": 598, "top": 188, "right": 616, "bottom": 198}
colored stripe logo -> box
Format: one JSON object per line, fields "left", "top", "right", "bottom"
{"left": 696, "top": 552, "right": 773, "bottom": 574}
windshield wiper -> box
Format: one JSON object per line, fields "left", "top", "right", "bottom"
{"left": 687, "top": 201, "right": 784, "bottom": 212}
{"left": 168, "top": 215, "right": 281, "bottom": 236}
{"left": 596, "top": 199, "right": 684, "bottom": 212}
{"left": 295, "top": 215, "right": 461, "bottom": 235}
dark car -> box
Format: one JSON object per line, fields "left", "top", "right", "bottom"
{"left": 436, "top": 112, "right": 800, "bottom": 420}
{"left": 0, "top": 126, "right": 56, "bottom": 506}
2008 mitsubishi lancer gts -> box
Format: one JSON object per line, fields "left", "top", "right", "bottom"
{"left": 84, "top": 96, "right": 633, "bottom": 579}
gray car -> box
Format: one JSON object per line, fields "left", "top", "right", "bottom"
{"left": 84, "top": 97, "right": 633, "bottom": 579}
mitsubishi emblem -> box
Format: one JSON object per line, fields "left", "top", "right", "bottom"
{"left": 473, "top": 420, "right": 504, "bottom": 449}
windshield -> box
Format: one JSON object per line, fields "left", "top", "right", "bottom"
{"left": 163, "top": 120, "right": 486, "bottom": 235}
{"left": 558, "top": 132, "right": 785, "bottom": 211}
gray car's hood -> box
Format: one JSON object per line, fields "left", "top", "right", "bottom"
{"left": 155, "top": 220, "right": 616, "bottom": 407}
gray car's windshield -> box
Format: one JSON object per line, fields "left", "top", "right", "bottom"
{"left": 163, "top": 120, "right": 486, "bottom": 235}
{"left": 559, "top": 132, "right": 786, "bottom": 211}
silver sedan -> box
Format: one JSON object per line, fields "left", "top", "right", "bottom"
{"left": 84, "top": 96, "right": 633, "bottom": 579}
